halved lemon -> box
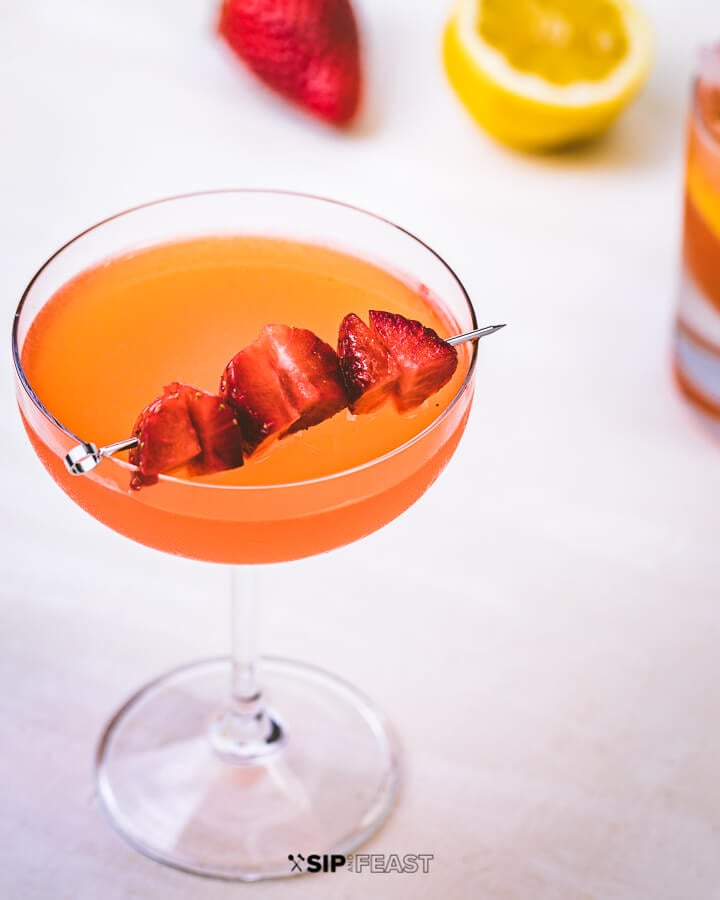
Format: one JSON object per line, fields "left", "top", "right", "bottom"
{"left": 443, "top": 0, "right": 653, "bottom": 151}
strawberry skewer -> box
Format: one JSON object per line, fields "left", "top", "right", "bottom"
{"left": 63, "top": 323, "right": 506, "bottom": 476}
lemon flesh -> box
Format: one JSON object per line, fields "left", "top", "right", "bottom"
{"left": 480, "top": 0, "right": 629, "bottom": 85}
{"left": 443, "top": 0, "right": 652, "bottom": 151}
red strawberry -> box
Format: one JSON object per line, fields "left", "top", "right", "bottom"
{"left": 220, "top": 333, "right": 297, "bottom": 451}
{"left": 220, "top": 324, "right": 348, "bottom": 452}
{"left": 338, "top": 311, "right": 458, "bottom": 414}
{"left": 129, "top": 385, "right": 202, "bottom": 489}
{"left": 129, "top": 383, "right": 244, "bottom": 489}
{"left": 369, "top": 311, "right": 458, "bottom": 412}
{"left": 186, "top": 388, "right": 245, "bottom": 474}
{"left": 218, "top": 0, "right": 362, "bottom": 127}
{"left": 338, "top": 313, "right": 401, "bottom": 414}
{"left": 281, "top": 326, "right": 350, "bottom": 432}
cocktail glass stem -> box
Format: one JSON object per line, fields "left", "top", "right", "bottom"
{"left": 231, "top": 566, "right": 261, "bottom": 713}
{"left": 210, "top": 567, "right": 284, "bottom": 760}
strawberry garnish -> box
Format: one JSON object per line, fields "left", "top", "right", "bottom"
{"left": 220, "top": 324, "right": 348, "bottom": 453}
{"left": 219, "top": 331, "right": 298, "bottom": 452}
{"left": 186, "top": 388, "right": 245, "bottom": 475}
{"left": 338, "top": 311, "right": 458, "bottom": 414}
{"left": 128, "top": 310, "right": 457, "bottom": 489}
{"left": 338, "top": 313, "right": 401, "bottom": 414}
{"left": 129, "top": 383, "right": 244, "bottom": 489}
{"left": 370, "top": 311, "right": 458, "bottom": 412}
{"left": 218, "top": 0, "right": 362, "bottom": 126}
{"left": 129, "top": 386, "right": 201, "bottom": 489}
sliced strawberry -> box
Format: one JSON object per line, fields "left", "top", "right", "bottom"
{"left": 129, "top": 383, "right": 244, "bottom": 489}
{"left": 129, "top": 385, "right": 202, "bottom": 490}
{"left": 338, "top": 313, "right": 401, "bottom": 414}
{"left": 220, "top": 331, "right": 300, "bottom": 452}
{"left": 218, "top": 0, "right": 362, "bottom": 127}
{"left": 369, "top": 310, "right": 458, "bottom": 413}
{"left": 186, "top": 389, "right": 245, "bottom": 474}
{"left": 279, "top": 325, "right": 349, "bottom": 433}
{"left": 336, "top": 311, "right": 458, "bottom": 414}
{"left": 220, "top": 324, "right": 348, "bottom": 453}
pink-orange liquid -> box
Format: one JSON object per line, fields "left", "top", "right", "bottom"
{"left": 21, "top": 237, "right": 473, "bottom": 562}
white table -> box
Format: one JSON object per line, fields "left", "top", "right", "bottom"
{"left": 3, "top": 1, "right": 720, "bottom": 897}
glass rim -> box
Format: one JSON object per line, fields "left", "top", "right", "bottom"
{"left": 11, "top": 188, "right": 479, "bottom": 491}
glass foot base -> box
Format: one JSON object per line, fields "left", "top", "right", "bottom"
{"left": 96, "top": 657, "right": 400, "bottom": 881}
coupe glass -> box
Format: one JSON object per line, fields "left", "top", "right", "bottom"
{"left": 12, "top": 191, "right": 478, "bottom": 880}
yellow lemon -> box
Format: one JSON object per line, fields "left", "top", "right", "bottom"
{"left": 443, "top": 0, "right": 653, "bottom": 151}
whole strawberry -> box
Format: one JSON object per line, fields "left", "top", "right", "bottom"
{"left": 218, "top": 0, "right": 362, "bottom": 126}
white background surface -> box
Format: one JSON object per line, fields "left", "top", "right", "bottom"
{"left": 3, "top": 1, "right": 720, "bottom": 898}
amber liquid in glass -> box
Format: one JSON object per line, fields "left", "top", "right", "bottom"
{"left": 21, "top": 237, "right": 472, "bottom": 562}
{"left": 675, "top": 73, "right": 720, "bottom": 416}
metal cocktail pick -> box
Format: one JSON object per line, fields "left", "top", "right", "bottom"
{"left": 65, "top": 437, "right": 142, "bottom": 476}
{"left": 445, "top": 323, "right": 506, "bottom": 346}
{"left": 63, "top": 323, "right": 506, "bottom": 476}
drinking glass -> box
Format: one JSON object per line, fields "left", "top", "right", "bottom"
{"left": 12, "top": 190, "right": 478, "bottom": 880}
{"left": 675, "top": 50, "right": 720, "bottom": 417}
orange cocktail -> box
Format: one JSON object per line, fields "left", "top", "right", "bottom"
{"left": 19, "top": 233, "right": 472, "bottom": 563}
{"left": 12, "top": 191, "right": 480, "bottom": 881}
